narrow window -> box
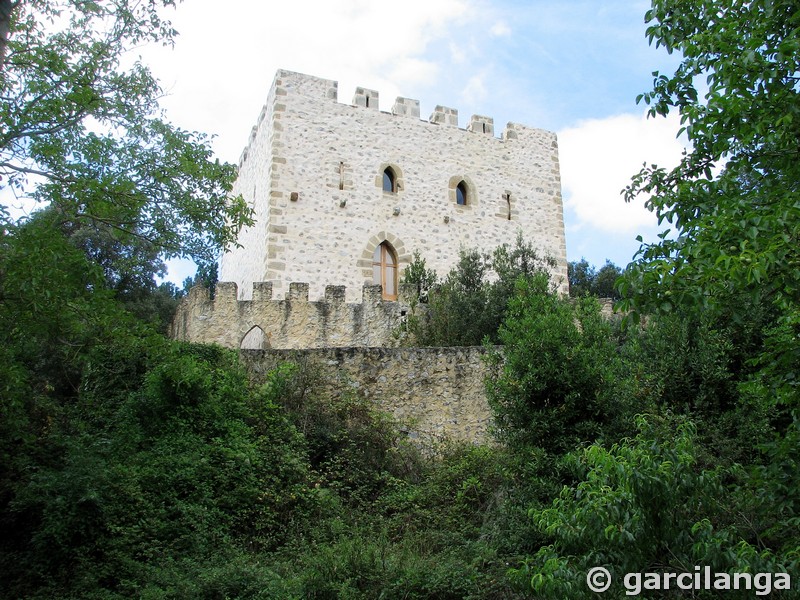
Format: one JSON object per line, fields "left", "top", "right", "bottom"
{"left": 372, "top": 242, "right": 398, "bottom": 300}
{"left": 456, "top": 181, "right": 468, "bottom": 205}
{"left": 383, "top": 167, "right": 396, "bottom": 193}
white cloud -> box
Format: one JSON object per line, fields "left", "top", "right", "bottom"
{"left": 461, "top": 73, "right": 488, "bottom": 104}
{"left": 558, "top": 111, "right": 687, "bottom": 234}
{"left": 490, "top": 21, "right": 511, "bottom": 36}
{"left": 142, "top": 0, "right": 476, "bottom": 163}
{"left": 449, "top": 41, "right": 468, "bottom": 64}
{"left": 388, "top": 58, "right": 440, "bottom": 91}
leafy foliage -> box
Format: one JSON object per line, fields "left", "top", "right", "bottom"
{"left": 1, "top": 340, "right": 315, "bottom": 598}
{"left": 1, "top": 1, "right": 252, "bottom": 266}
{"left": 568, "top": 258, "right": 623, "bottom": 299}
{"left": 401, "top": 250, "right": 438, "bottom": 297}
{"left": 621, "top": 0, "right": 800, "bottom": 319}
{"left": 517, "top": 416, "right": 799, "bottom": 599}
{"left": 486, "top": 274, "right": 638, "bottom": 454}
{"left": 408, "top": 235, "right": 556, "bottom": 346}
{"left": 516, "top": 2, "right": 800, "bottom": 596}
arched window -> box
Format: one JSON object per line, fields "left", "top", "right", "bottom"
{"left": 456, "top": 180, "right": 468, "bottom": 205}
{"left": 240, "top": 326, "right": 266, "bottom": 350}
{"left": 383, "top": 167, "right": 397, "bottom": 193}
{"left": 372, "top": 242, "right": 398, "bottom": 300}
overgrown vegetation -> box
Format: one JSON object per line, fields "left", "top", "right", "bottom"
{"left": 568, "top": 258, "right": 623, "bottom": 299}
{"left": 2, "top": 0, "right": 800, "bottom": 597}
{"left": 401, "top": 235, "right": 557, "bottom": 346}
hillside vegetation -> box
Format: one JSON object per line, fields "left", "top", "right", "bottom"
{"left": 2, "top": 0, "right": 799, "bottom": 598}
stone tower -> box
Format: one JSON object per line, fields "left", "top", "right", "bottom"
{"left": 218, "top": 69, "right": 568, "bottom": 303}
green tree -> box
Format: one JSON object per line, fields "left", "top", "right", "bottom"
{"left": 409, "top": 236, "right": 555, "bottom": 346}
{"left": 0, "top": 0, "right": 252, "bottom": 453}
{"left": 486, "top": 274, "right": 636, "bottom": 454}
{"left": 593, "top": 260, "right": 623, "bottom": 299}
{"left": 621, "top": 0, "right": 800, "bottom": 320}
{"left": 568, "top": 259, "right": 623, "bottom": 299}
{"left": 0, "top": 5, "right": 259, "bottom": 592}
{"left": 1, "top": 342, "right": 314, "bottom": 598}
{"left": 420, "top": 248, "right": 490, "bottom": 346}
{"left": 0, "top": 0, "right": 252, "bottom": 266}
{"left": 567, "top": 258, "right": 595, "bottom": 298}
{"left": 618, "top": 0, "right": 800, "bottom": 551}
{"left": 401, "top": 249, "right": 438, "bottom": 297}
{"left": 518, "top": 416, "right": 798, "bottom": 599}
{"left": 525, "top": 3, "right": 800, "bottom": 595}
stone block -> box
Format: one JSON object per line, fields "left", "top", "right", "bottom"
{"left": 363, "top": 284, "right": 383, "bottom": 303}
{"left": 325, "top": 285, "right": 346, "bottom": 303}
{"left": 252, "top": 281, "right": 273, "bottom": 301}
{"left": 352, "top": 87, "right": 379, "bottom": 110}
{"left": 392, "top": 96, "right": 420, "bottom": 118}
{"left": 468, "top": 114, "right": 494, "bottom": 135}
{"left": 288, "top": 282, "right": 309, "bottom": 301}
{"left": 429, "top": 105, "right": 458, "bottom": 127}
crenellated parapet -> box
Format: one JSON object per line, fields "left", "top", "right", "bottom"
{"left": 172, "top": 281, "right": 418, "bottom": 350}
{"left": 222, "top": 68, "right": 568, "bottom": 309}
{"left": 237, "top": 69, "right": 554, "bottom": 169}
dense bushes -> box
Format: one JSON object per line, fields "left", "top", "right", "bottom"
{"left": 4, "top": 209, "right": 798, "bottom": 597}
{"left": 486, "top": 274, "right": 638, "bottom": 453}
{"left": 402, "top": 235, "right": 556, "bottom": 346}
{"left": 1, "top": 341, "right": 312, "bottom": 598}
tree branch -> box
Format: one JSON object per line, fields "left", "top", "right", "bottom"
{"left": 0, "top": 161, "right": 75, "bottom": 183}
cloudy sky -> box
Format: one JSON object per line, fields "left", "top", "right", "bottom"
{"left": 139, "top": 0, "right": 686, "bottom": 279}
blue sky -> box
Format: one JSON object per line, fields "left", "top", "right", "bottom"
{"left": 139, "top": 1, "right": 685, "bottom": 280}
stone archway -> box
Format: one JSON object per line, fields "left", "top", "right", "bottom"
{"left": 240, "top": 325, "right": 268, "bottom": 350}
{"left": 358, "top": 232, "right": 410, "bottom": 293}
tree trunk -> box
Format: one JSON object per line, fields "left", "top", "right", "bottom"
{"left": 0, "top": 0, "right": 18, "bottom": 72}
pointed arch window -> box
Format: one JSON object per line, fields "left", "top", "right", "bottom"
{"left": 456, "top": 181, "right": 468, "bottom": 205}
{"left": 383, "top": 167, "right": 397, "bottom": 193}
{"left": 240, "top": 326, "right": 266, "bottom": 350}
{"left": 372, "top": 242, "right": 398, "bottom": 300}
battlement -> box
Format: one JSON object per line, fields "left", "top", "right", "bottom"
{"left": 172, "top": 281, "right": 418, "bottom": 350}
{"left": 239, "top": 69, "right": 550, "bottom": 166}
{"left": 222, "top": 67, "right": 568, "bottom": 324}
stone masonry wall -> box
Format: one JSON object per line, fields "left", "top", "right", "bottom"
{"left": 219, "top": 81, "right": 278, "bottom": 293}
{"left": 219, "top": 69, "right": 568, "bottom": 303}
{"left": 171, "top": 281, "right": 418, "bottom": 350}
{"left": 241, "top": 346, "right": 495, "bottom": 444}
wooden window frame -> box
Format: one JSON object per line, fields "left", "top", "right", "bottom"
{"left": 373, "top": 242, "right": 398, "bottom": 301}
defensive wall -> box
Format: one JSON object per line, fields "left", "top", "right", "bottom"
{"left": 172, "top": 283, "right": 621, "bottom": 444}
{"left": 241, "top": 346, "right": 495, "bottom": 444}
{"left": 171, "top": 278, "right": 617, "bottom": 352}
{"left": 172, "top": 281, "right": 418, "bottom": 350}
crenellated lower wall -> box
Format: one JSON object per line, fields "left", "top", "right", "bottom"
{"left": 171, "top": 281, "right": 418, "bottom": 350}
{"left": 241, "top": 346, "right": 496, "bottom": 444}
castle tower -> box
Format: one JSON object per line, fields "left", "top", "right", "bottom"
{"left": 219, "top": 69, "right": 568, "bottom": 303}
